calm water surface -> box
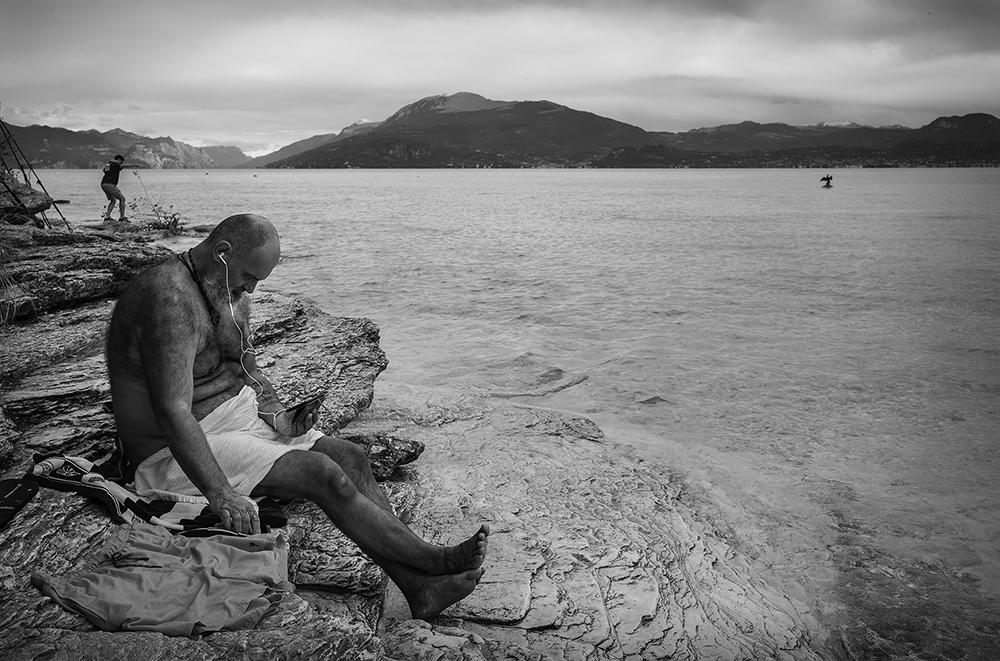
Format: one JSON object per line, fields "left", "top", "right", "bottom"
{"left": 41, "top": 167, "right": 1000, "bottom": 601}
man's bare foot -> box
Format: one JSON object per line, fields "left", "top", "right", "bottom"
{"left": 405, "top": 567, "right": 486, "bottom": 620}
{"left": 437, "top": 523, "right": 490, "bottom": 575}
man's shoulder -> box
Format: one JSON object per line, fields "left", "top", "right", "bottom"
{"left": 139, "top": 252, "right": 185, "bottom": 278}
{"left": 109, "top": 256, "right": 210, "bottom": 355}
{"left": 120, "top": 256, "right": 196, "bottom": 310}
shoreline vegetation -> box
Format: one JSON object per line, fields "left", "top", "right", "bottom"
{"left": 2, "top": 221, "right": 998, "bottom": 659}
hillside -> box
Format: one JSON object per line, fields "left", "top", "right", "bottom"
{"left": 600, "top": 113, "right": 1000, "bottom": 168}
{"left": 651, "top": 121, "right": 914, "bottom": 153}
{"left": 242, "top": 132, "right": 340, "bottom": 168}
{"left": 3, "top": 124, "right": 251, "bottom": 169}
{"left": 651, "top": 113, "right": 1000, "bottom": 156}
{"left": 266, "top": 94, "right": 1000, "bottom": 169}
{"left": 268, "top": 92, "right": 663, "bottom": 168}
{"left": 241, "top": 119, "right": 384, "bottom": 168}
{"left": 202, "top": 145, "right": 254, "bottom": 168}
{"left": 5, "top": 98, "right": 1000, "bottom": 170}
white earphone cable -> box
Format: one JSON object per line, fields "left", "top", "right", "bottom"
{"left": 221, "top": 254, "right": 278, "bottom": 420}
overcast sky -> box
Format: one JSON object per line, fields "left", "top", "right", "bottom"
{"left": 2, "top": 0, "right": 998, "bottom": 157}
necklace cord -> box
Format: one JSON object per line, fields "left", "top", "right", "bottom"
{"left": 179, "top": 250, "right": 219, "bottom": 325}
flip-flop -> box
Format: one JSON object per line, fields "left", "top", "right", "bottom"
{"left": 0, "top": 478, "right": 39, "bottom": 531}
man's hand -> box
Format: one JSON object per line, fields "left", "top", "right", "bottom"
{"left": 267, "top": 406, "right": 319, "bottom": 439}
{"left": 210, "top": 490, "right": 261, "bottom": 535}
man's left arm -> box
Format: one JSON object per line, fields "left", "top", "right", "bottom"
{"left": 241, "top": 330, "right": 319, "bottom": 439}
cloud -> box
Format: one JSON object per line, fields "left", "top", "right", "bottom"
{"left": 1, "top": 0, "right": 998, "bottom": 148}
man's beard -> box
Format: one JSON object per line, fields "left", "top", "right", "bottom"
{"left": 202, "top": 274, "right": 244, "bottom": 324}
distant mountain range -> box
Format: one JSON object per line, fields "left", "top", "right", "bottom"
{"left": 3, "top": 124, "right": 253, "bottom": 169}
{"left": 261, "top": 92, "right": 670, "bottom": 169}
{"left": 5, "top": 93, "right": 1000, "bottom": 169}
{"left": 241, "top": 119, "right": 380, "bottom": 169}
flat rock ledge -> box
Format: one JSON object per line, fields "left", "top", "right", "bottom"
{"left": 0, "top": 223, "right": 172, "bottom": 327}
{"left": 355, "top": 392, "right": 830, "bottom": 661}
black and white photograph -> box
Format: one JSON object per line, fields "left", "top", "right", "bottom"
{"left": 2, "top": 2, "right": 998, "bottom": 659}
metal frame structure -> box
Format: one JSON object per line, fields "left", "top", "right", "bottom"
{"left": 0, "top": 107, "right": 71, "bottom": 231}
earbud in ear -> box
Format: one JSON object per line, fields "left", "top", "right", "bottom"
{"left": 219, "top": 252, "right": 228, "bottom": 265}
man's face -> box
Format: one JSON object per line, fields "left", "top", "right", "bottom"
{"left": 203, "top": 239, "right": 280, "bottom": 312}
{"left": 227, "top": 240, "right": 280, "bottom": 301}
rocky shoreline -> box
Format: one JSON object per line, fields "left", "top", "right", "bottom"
{"left": 1, "top": 223, "right": 834, "bottom": 660}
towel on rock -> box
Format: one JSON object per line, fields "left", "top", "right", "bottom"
{"left": 32, "top": 454, "right": 289, "bottom": 533}
{"left": 32, "top": 385, "right": 326, "bottom": 533}
{"left": 134, "top": 385, "right": 325, "bottom": 502}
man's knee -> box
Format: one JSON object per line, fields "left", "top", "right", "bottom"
{"left": 261, "top": 450, "right": 358, "bottom": 502}
{"left": 314, "top": 436, "right": 373, "bottom": 478}
{"left": 337, "top": 438, "right": 373, "bottom": 475}
{"left": 308, "top": 455, "right": 357, "bottom": 501}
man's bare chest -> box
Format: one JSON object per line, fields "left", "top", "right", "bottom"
{"left": 194, "top": 316, "right": 246, "bottom": 378}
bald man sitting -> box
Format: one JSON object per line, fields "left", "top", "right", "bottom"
{"left": 106, "top": 213, "right": 488, "bottom": 620}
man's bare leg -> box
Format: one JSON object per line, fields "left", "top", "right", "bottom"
{"left": 308, "top": 436, "right": 488, "bottom": 573}
{"left": 251, "top": 446, "right": 489, "bottom": 617}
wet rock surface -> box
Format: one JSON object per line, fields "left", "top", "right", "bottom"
{"left": 0, "top": 303, "right": 830, "bottom": 661}
{"left": 364, "top": 395, "right": 827, "bottom": 661}
{"left": 0, "top": 287, "right": 416, "bottom": 661}
{"left": 1, "top": 223, "right": 170, "bottom": 326}
{"left": 1, "top": 229, "right": 836, "bottom": 660}
{"left": 0, "top": 172, "right": 53, "bottom": 216}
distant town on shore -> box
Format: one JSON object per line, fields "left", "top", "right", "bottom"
{"left": 5, "top": 93, "right": 1000, "bottom": 170}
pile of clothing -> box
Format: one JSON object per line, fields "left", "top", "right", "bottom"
{"left": 16, "top": 450, "right": 296, "bottom": 637}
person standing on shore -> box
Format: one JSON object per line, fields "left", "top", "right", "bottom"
{"left": 100, "top": 154, "right": 134, "bottom": 222}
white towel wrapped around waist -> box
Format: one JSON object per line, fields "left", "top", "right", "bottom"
{"left": 134, "top": 386, "right": 324, "bottom": 503}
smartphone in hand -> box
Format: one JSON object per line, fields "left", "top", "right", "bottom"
{"left": 286, "top": 389, "right": 327, "bottom": 425}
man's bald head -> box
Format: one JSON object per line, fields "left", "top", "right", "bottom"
{"left": 206, "top": 214, "right": 279, "bottom": 255}
{"left": 198, "top": 214, "right": 281, "bottom": 300}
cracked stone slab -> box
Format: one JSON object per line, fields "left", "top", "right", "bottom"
{"left": 376, "top": 404, "right": 827, "bottom": 661}
{"left": 445, "top": 559, "right": 534, "bottom": 623}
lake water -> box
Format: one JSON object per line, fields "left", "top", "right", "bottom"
{"left": 36, "top": 167, "right": 1000, "bottom": 625}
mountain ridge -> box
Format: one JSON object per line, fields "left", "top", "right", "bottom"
{"left": 3, "top": 124, "right": 253, "bottom": 169}
{"left": 267, "top": 94, "right": 1000, "bottom": 168}
{"left": 270, "top": 92, "right": 672, "bottom": 168}
{"left": 5, "top": 94, "right": 999, "bottom": 169}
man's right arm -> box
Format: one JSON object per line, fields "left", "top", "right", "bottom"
{"left": 137, "top": 292, "right": 261, "bottom": 534}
